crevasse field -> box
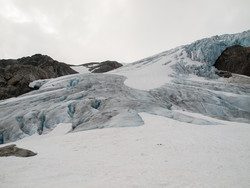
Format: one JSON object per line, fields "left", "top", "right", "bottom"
{"left": 0, "top": 30, "right": 250, "bottom": 187}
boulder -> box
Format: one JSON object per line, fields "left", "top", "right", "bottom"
{"left": 0, "top": 144, "right": 37, "bottom": 157}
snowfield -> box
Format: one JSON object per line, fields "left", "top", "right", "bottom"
{"left": 70, "top": 65, "right": 90, "bottom": 74}
{"left": 1, "top": 112, "right": 250, "bottom": 188}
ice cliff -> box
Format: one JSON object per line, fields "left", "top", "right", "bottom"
{"left": 185, "top": 30, "right": 250, "bottom": 65}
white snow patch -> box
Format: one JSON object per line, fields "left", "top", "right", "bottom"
{"left": 71, "top": 66, "right": 90, "bottom": 74}
{"left": 47, "top": 123, "right": 72, "bottom": 137}
{"left": 111, "top": 49, "right": 183, "bottom": 90}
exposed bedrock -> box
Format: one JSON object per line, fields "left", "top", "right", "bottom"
{"left": 214, "top": 45, "right": 250, "bottom": 76}
{"left": 0, "top": 54, "right": 77, "bottom": 100}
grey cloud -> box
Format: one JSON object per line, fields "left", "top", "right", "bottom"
{"left": 0, "top": 0, "right": 249, "bottom": 64}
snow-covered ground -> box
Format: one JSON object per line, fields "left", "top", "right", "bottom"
{"left": 1, "top": 112, "right": 250, "bottom": 188}
{"left": 110, "top": 48, "right": 181, "bottom": 90}
{"left": 70, "top": 66, "right": 90, "bottom": 74}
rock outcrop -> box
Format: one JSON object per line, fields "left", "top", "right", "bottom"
{"left": 0, "top": 54, "right": 77, "bottom": 100}
{"left": 0, "top": 144, "right": 37, "bottom": 157}
{"left": 214, "top": 45, "right": 250, "bottom": 76}
{"left": 82, "top": 60, "right": 123, "bottom": 73}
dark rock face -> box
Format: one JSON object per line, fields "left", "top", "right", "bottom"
{"left": 214, "top": 45, "right": 250, "bottom": 76}
{"left": 82, "top": 60, "right": 123, "bottom": 73}
{"left": 0, "top": 54, "right": 77, "bottom": 100}
{"left": 0, "top": 144, "right": 37, "bottom": 157}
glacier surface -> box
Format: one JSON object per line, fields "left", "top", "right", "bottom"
{"left": 1, "top": 73, "right": 224, "bottom": 144}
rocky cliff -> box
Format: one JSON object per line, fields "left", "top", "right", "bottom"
{"left": 214, "top": 45, "right": 250, "bottom": 76}
{"left": 0, "top": 54, "right": 77, "bottom": 100}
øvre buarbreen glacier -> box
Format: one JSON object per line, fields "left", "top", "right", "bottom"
{"left": 0, "top": 30, "right": 250, "bottom": 144}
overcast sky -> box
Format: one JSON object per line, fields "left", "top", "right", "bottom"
{"left": 0, "top": 0, "right": 249, "bottom": 65}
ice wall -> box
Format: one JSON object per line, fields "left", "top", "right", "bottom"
{"left": 185, "top": 30, "right": 250, "bottom": 65}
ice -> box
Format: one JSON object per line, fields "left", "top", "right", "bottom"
{"left": 185, "top": 30, "right": 250, "bottom": 65}
{"left": 1, "top": 72, "right": 249, "bottom": 144}
{"left": 29, "top": 79, "right": 50, "bottom": 89}
{"left": 151, "top": 80, "right": 250, "bottom": 122}
{"left": 171, "top": 60, "right": 219, "bottom": 79}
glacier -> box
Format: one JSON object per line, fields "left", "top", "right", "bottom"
{"left": 0, "top": 74, "right": 222, "bottom": 144}
{"left": 0, "top": 30, "right": 250, "bottom": 144}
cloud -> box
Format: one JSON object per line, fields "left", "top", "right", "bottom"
{"left": 0, "top": 0, "right": 249, "bottom": 64}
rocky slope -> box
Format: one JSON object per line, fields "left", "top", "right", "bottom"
{"left": 214, "top": 45, "right": 250, "bottom": 76}
{"left": 0, "top": 54, "right": 77, "bottom": 100}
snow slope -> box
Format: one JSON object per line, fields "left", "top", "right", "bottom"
{"left": 1, "top": 113, "right": 250, "bottom": 188}
{"left": 70, "top": 65, "right": 90, "bottom": 74}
